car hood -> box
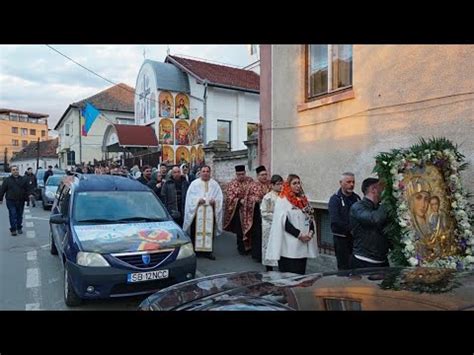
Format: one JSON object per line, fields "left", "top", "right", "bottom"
{"left": 73, "top": 221, "right": 190, "bottom": 254}
{"left": 139, "top": 271, "right": 321, "bottom": 310}
{"left": 139, "top": 268, "right": 474, "bottom": 311}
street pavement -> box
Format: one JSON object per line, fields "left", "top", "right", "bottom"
{"left": 0, "top": 201, "right": 336, "bottom": 310}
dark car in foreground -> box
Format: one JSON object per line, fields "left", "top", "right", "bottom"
{"left": 138, "top": 267, "right": 474, "bottom": 311}
{"left": 49, "top": 174, "right": 196, "bottom": 306}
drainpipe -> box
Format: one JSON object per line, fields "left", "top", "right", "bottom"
{"left": 203, "top": 79, "right": 209, "bottom": 144}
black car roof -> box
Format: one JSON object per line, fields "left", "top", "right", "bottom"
{"left": 74, "top": 174, "right": 149, "bottom": 193}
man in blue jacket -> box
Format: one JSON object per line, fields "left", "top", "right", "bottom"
{"left": 328, "top": 172, "right": 361, "bottom": 270}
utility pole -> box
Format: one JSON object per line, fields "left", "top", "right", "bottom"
{"left": 36, "top": 138, "right": 40, "bottom": 170}
{"left": 3, "top": 148, "right": 7, "bottom": 172}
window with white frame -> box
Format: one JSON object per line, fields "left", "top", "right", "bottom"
{"left": 217, "top": 120, "right": 231, "bottom": 148}
{"left": 307, "top": 45, "right": 353, "bottom": 99}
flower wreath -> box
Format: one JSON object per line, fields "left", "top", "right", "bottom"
{"left": 374, "top": 138, "right": 474, "bottom": 270}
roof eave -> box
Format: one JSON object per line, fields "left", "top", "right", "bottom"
{"left": 207, "top": 82, "right": 259, "bottom": 94}
{"left": 165, "top": 56, "right": 205, "bottom": 83}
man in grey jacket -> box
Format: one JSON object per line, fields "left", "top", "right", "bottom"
{"left": 349, "top": 177, "right": 389, "bottom": 269}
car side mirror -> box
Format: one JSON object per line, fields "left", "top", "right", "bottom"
{"left": 50, "top": 213, "right": 67, "bottom": 224}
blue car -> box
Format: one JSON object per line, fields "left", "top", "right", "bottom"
{"left": 49, "top": 174, "right": 196, "bottom": 307}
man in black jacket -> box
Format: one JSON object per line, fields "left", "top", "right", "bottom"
{"left": 137, "top": 165, "right": 152, "bottom": 185}
{"left": 0, "top": 165, "right": 35, "bottom": 236}
{"left": 161, "top": 166, "right": 189, "bottom": 227}
{"left": 43, "top": 166, "right": 54, "bottom": 185}
{"left": 349, "top": 177, "right": 389, "bottom": 269}
{"left": 328, "top": 172, "right": 361, "bottom": 270}
{"left": 24, "top": 167, "right": 37, "bottom": 207}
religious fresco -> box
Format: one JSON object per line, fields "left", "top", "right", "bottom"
{"left": 402, "top": 164, "right": 458, "bottom": 263}
{"left": 175, "top": 119, "right": 190, "bottom": 145}
{"left": 159, "top": 118, "right": 174, "bottom": 145}
{"left": 190, "top": 146, "right": 197, "bottom": 167}
{"left": 159, "top": 91, "right": 174, "bottom": 118}
{"left": 196, "top": 145, "right": 205, "bottom": 166}
{"left": 175, "top": 93, "right": 190, "bottom": 119}
{"left": 176, "top": 146, "right": 191, "bottom": 165}
{"left": 197, "top": 116, "right": 204, "bottom": 144}
{"left": 190, "top": 119, "right": 197, "bottom": 145}
{"left": 162, "top": 145, "right": 175, "bottom": 165}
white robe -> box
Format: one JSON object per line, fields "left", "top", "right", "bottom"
{"left": 183, "top": 178, "right": 224, "bottom": 236}
{"left": 261, "top": 191, "right": 279, "bottom": 267}
{"left": 266, "top": 197, "right": 318, "bottom": 261}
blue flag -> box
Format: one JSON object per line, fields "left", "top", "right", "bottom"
{"left": 81, "top": 102, "right": 100, "bottom": 135}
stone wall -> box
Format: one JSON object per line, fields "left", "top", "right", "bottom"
{"left": 204, "top": 138, "right": 259, "bottom": 186}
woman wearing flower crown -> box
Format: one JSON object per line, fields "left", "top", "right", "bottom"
{"left": 265, "top": 174, "right": 318, "bottom": 274}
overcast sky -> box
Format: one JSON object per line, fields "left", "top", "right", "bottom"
{"left": 0, "top": 45, "right": 254, "bottom": 129}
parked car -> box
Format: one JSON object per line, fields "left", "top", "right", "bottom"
{"left": 0, "top": 172, "right": 11, "bottom": 186}
{"left": 42, "top": 175, "right": 64, "bottom": 210}
{"left": 49, "top": 174, "right": 196, "bottom": 306}
{"left": 35, "top": 168, "right": 65, "bottom": 200}
{"left": 138, "top": 267, "right": 474, "bottom": 311}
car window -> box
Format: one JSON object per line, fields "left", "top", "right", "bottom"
{"left": 46, "top": 176, "right": 63, "bottom": 186}
{"left": 73, "top": 191, "right": 169, "bottom": 222}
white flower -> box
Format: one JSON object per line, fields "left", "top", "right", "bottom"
{"left": 465, "top": 256, "right": 474, "bottom": 264}
{"left": 408, "top": 257, "right": 418, "bottom": 266}
{"left": 382, "top": 161, "right": 388, "bottom": 165}
{"left": 451, "top": 201, "right": 458, "bottom": 209}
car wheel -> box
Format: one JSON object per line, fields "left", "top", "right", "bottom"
{"left": 64, "top": 267, "right": 82, "bottom": 307}
{"left": 49, "top": 230, "right": 58, "bottom": 255}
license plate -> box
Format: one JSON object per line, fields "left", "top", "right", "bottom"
{"left": 127, "top": 270, "right": 169, "bottom": 283}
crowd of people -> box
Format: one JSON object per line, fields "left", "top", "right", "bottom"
{"left": 1, "top": 159, "right": 395, "bottom": 276}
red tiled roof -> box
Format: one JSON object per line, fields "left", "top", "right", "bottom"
{"left": 0, "top": 108, "right": 49, "bottom": 118}
{"left": 114, "top": 124, "right": 158, "bottom": 147}
{"left": 166, "top": 55, "right": 259, "bottom": 92}
{"left": 73, "top": 83, "right": 135, "bottom": 112}
{"left": 11, "top": 139, "right": 58, "bottom": 161}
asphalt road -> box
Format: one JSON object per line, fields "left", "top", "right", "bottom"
{"left": 0, "top": 201, "right": 268, "bottom": 310}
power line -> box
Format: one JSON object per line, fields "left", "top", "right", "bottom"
{"left": 44, "top": 45, "right": 162, "bottom": 107}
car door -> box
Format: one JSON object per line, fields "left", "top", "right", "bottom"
{"left": 51, "top": 185, "right": 69, "bottom": 255}
{"left": 57, "top": 186, "right": 71, "bottom": 253}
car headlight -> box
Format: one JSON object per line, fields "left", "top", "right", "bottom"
{"left": 76, "top": 252, "right": 110, "bottom": 267}
{"left": 177, "top": 243, "right": 195, "bottom": 259}
{"left": 46, "top": 191, "right": 55, "bottom": 198}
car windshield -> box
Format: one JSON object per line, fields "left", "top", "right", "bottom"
{"left": 73, "top": 191, "right": 169, "bottom": 223}
{"left": 46, "top": 176, "right": 63, "bottom": 186}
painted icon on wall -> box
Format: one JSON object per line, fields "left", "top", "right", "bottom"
{"left": 175, "top": 120, "right": 190, "bottom": 145}
{"left": 159, "top": 119, "right": 174, "bottom": 145}
{"left": 159, "top": 91, "right": 174, "bottom": 118}
{"left": 162, "top": 145, "right": 175, "bottom": 165}
{"left": 190, "top": 146, "right": 197, "bottom": 167}
{"left": 190, "top": 119, "right": 197, "bottom": 145}
{"left": 196, "top": 145, "right": 205, "bottom": 166}
{"left": 175, "top": 93, "right": 189, "bottom": 119}
{"left": 196, "top": 116, "right": 204, "bottom": 144}
{"left": 176, "top": 146, "right": 191, "bottom": 165}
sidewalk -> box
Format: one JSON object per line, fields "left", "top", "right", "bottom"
{"left": 197, "top": 231, "right": 337, "bottom": 276}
